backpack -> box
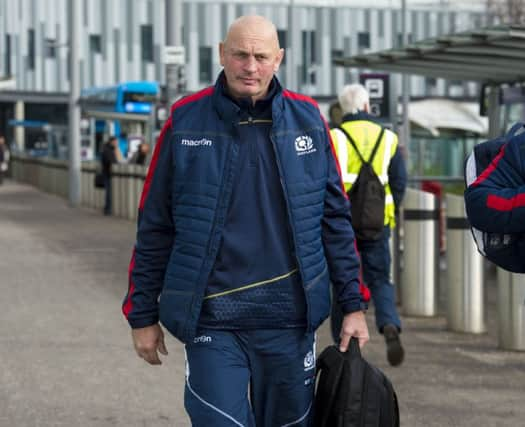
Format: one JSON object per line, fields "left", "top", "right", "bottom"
{"left": 464, "top": 122, "right": 525, "bottom": 273}
{"left": 336, "top": 127, "right": 386, "bottom": 241}
{"left": 314, "top": 338, "right": 400, "bottom": 427}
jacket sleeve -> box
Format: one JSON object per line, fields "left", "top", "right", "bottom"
{"left": 388, "top": 145, "right": 407, "bottom": 209}
{"left": 122, "top": 118, "right": 175, "bottom": 328}
{"left": 321, "top": 123, "right": 366, "bottom": 314}
{"left": 465, "top": 141, "right": 525, "bottom": 233}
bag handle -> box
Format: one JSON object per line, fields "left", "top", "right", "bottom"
{"left": 343, "top": 336, "right": 362, "bottom": 361}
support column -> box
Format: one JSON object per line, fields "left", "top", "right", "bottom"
{"left": 68, "top": 0, "right": 81, "bottom": 206}
{"left": 488, "top": 85, "right": 501, "bottom": 139}
{"left": 166, "top": 0, "right": 184, "bottom": 107}
{"left": 15, "top": 101, "right": 25, "bottom": 151}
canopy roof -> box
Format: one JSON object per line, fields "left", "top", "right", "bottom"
{"left": 333, "top": 25, "right": 525, "bottom": 84}
{"left": 408, "top": 98, "right": 488, "bottom": 136}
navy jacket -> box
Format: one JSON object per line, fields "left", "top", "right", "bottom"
{"left": 465, "top": 129, "right": 525, "bottom": 234}
{"left": 122, "top": 75, "right": 365, "bottom": 343}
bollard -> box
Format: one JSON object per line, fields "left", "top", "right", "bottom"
{"left": 81, "top": 164, "right": 88, "bottom": 207}
{"left": 445, "top": 194, "right": 486, "bottom": 333}
{"left": 129, "top": 165, "right": 138, "bottom": 221}
{"left": 133, "top": 166, "right": 147, "bottom": 221}
{"left": 111, "top": 165, "right": 118, "bottom": 216}
{"left": 118, "top": 164, "right": 126, "bottom": 218}
{"left": 497, "top": 269, "right": 525, "bottom": 351}
{"left": 400, "top": 188, "right": 439, "bottom": 316}
{"left": 390, "top": 222, "right": 402, "bottom": 305}
{"left": 126, "top": 165, "right": 135, "bottom": 220}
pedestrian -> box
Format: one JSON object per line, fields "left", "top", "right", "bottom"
{"left": 100, "top": 136, "right": 121, "bottom": 215}
{"left": 328, "top": 101, "right": 343, "bottom": 128}
{"left": 0, "top": 136, "right": 10, "bottom": 185}
{"left": 122, "top": 15, "right": 369, "bottom": 427}
{"left": 129, "top": 142, "right": 150, "bottom": 166}
{"left": 330, "top": 83, "right": 407, "bottom": 367}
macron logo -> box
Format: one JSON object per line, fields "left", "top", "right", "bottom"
{"left": 181, "top": 138, "right": 213, "bottom": 147}
{"left": 295, "top": 135, "right": 316, "bottom": 156}
{"left": 193, "top": 335, "right": 212, "bottom": 344}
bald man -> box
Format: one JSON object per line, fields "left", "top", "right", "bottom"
{"left": 123, "top": 15, "right": 368, "bottom": 426}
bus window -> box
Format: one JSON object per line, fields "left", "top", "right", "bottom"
{"left": 123, "top": 92, "right": 158, "bottom": 103}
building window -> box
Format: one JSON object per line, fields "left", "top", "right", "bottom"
{"left": 397, "top": 33, "right": 413, "bottom": 47}
{"left": 277, "top": 30, "right": 286, "bottom": 64}
{"left": 141, "top": 25, "right": 154, "bottom": 62}
{"left": 426, "top": 77, "right": 437, "bottom": 87}
{"left": 378, "top": 11, "right": 384, "bottom": 38}
{"left": 301, "top": 30, "right": 316, "bottom": 84}
{"left": 5, "top": 34, "right": 11, "bottom": 75}
{"left": 331, "top": 48, "right": 344, "bottom": 60}
{"left": 90, "top": 35, "right": 102, "bottom": 54}
{"left": 45, "top": 38, "right": 56, "bottom": 58}
{"left": 199, "top": 46, "right": 212, "bottom": 83}
{"left": 301, "top": 31, "right": 316, "bottom": 64}
{"left": 28, "top": 29, "right": 35, "bottom": 70}
{"left": 358, "top": 32, "right": 370, "bottom": 50}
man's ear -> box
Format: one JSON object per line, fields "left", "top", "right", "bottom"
{"left": 274, "top": 48, "right": 284, "bottom": 73}
{"left": 219, "top": 42, "right": 225, "bottom": 67}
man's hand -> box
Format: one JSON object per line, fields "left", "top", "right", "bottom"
{"left": 131, "top": 324, "right": 168, "bottom": 365}
{"left": 338, "top": 310, "right": 369, "bottom": 352}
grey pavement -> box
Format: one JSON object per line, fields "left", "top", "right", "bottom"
{"left": 1, "top": 180, "right": 524, "bottom": 427}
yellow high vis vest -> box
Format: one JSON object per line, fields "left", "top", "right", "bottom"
{"left": 330, "top": 120, "right": 398, "bottom": 228}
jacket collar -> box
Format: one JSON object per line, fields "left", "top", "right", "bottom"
{"left": 212, "top": 71, "right": 284, "bottom": 125}
{"left": 341, "top": 111, "right": 378, "bottom": 124}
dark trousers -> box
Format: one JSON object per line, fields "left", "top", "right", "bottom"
{"left": 103, "top": 175, "right": 112, "bottom": 215}
{"left": 184, "top": 329, "right": 315, "bottom": 427}
{"left": 331, "top": 226, "right": 401, "bottom": 342}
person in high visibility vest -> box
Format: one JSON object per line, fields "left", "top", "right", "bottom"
{"left": 330, "top": 83, "right": 407, "bottom": 366}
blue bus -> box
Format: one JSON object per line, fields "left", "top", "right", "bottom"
{"left": 80, "top": 80, "right": 160, "bottom": 157}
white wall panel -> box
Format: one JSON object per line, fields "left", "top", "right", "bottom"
{"left": 186, "top": 2, "right": 199, "bottom": 90}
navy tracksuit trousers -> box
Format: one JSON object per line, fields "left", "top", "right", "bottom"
{"left": 184, "top": 329, "right": 315, "bottom": 427}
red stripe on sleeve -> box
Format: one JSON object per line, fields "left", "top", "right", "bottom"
{"left": 122, "top": 250, "right": 136, "bottom": 318}
{"left": 472, "top": 145, "right": 506, "bottom": 187}
{"left": 487, "top": 193, "right": 525, "bottom": 211}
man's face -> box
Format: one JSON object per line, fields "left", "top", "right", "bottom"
{"left": 219, "top": 26, "right": 283, "bottom": 103}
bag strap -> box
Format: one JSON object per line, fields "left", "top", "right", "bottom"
{"left": 505, "top": 122, "right": 525, "bottom": 140}
{"left": 336, "top": 125, "right": 385, "bottom": 166}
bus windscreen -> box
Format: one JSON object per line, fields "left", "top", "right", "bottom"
{"left": 123, "top": 92, "right": 158, "bottom": 103}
